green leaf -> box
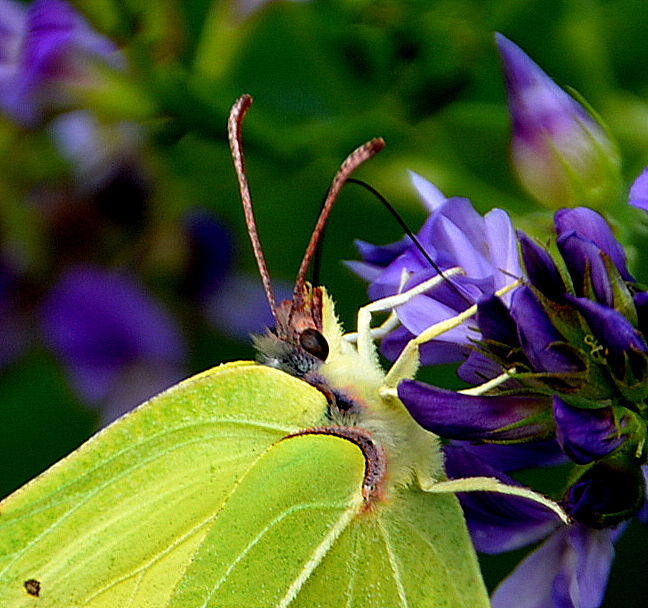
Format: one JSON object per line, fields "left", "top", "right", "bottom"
{"left": 0, "top": 361, "right": 489, "bottom": 607}
{"left": 70, "top": 0, "right": 182, "bottom": 55}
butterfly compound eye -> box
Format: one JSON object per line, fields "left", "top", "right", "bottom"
{"left": 299, "top": 328, "right": 329, "bottom": 361}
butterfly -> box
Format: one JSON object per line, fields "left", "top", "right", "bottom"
{"left": 0, "top": 95, "right": 565, "bottom": 608}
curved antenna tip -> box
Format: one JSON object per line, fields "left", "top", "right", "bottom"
{"left": 228, "top": 94, "right": 279, "bottom": 323}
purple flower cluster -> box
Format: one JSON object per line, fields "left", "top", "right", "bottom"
{"left": 351, "top": 34, "right": 648, "bottom": 608}
{"left": 348, "top": 172, "right": 521, "bottom": 367}
{"left": 398, "top": 204, "right": 648, "bottom": 515}
{"left": 356, "top": 189, "right": 648, "bottom": 608}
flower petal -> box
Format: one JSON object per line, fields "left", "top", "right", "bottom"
{"left": 477, "top": 294, "right": 520, "bottom": 347}
{"left": 380, "top": 324, "right": 470, "bottom": 366}
{"left": 517, "top": 230, "right": 566, "bottom": 303}
{"left": 353, "top": 236, "right": 412, "bottom": 267}
{"left": 628, "top": 165, "right": 648, "bottom": 212}
{"left": 496, "top": 34, "right": 620, "bottom": 210}
{"left": 553, "top": 396, "right": 627, "bottom": 465}
{"left": 491, "top": 524, "right": 615, "bottom": 608}
{"left": 554, "top": 207, "right": 632, "bottom": 281}
{"left": 484, "top": 208, "right": 522, "bottom": 299}
{"left": 398, "top": 379, "right": 552, "bottom": 441}
{"left": 557, "top": 231, "right": 613, "bottom": 306}
{"left": 451, "top": 439, "right": 567, "bottom": 473}
{"left": 443, "top": 441, "right": 562, "bottom": 553}
{"left": 566, "top": 295, "right": 648, "bottom": 382}
{"left": 510, "top": 286, "right": 582, "bottom": 373}
{"left": 409, "top": 170, "right": 446, "bottom": 212}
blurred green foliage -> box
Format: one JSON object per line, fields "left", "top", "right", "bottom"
{"left": 1, "top": 0, "right": 648, "bottom": 604}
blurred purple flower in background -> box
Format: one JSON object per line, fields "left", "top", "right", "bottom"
{"left": 0, "top": 0, "right": 122, "bottom": 127}
{"left": 183, "top": 210, "right": 291, "bottom": 342}
{"left": 41, "top": 265, "right": 187, "bottom": 424}
{"left": 49, "top": 110, "right": 145, "bottom": 195}
{"left": 628, "top": 165, "right": 648, "bottom": 212}
{"left": 0, "top": 1, "right": 278, "bottom": 426}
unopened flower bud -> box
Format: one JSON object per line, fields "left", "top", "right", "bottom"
{"left": 496, "top": 34, "right": 621, "bottom": 210}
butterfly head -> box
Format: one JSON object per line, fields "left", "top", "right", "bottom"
{"left": 252, "top": 283, "right": 329, "bottom": 378}
{"left": 228, "top": 94, "right": 383, "bottom": 381}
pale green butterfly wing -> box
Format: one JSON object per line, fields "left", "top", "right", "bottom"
{"left": 0, "top": 361, "right": 490, "bottom": 607}
{"left": 291, "top": 488, "right": 489, "bottom": 607}
{"left": 169, "top": 440, "right": 488, "bottom": 608}
{"left": 167, "top": 433, "right": 365, "bottom": 607}
{"left": 0, "top": 362, "right": 349, "bottom": 606}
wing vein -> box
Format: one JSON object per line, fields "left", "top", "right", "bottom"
{"left": 277, "top": 504, "right": 360, "bottom": 608}
{"left": 376, "top": 518, "right": 409, "bottom": 608}
{"left": 0, "top": 424, "right": 284, "bottom": 578}
{"left": 343, "top": 527, "right": 361, "bottom": 608}
{"left": 195, "top": 501, "right": 358, "bottom": 608}
{"left": 401, "top": 517, "right": 470, "bottom": 608}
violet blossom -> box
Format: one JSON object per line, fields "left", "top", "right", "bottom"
{"left": 496, "top": 34, "right": 621, "bottom": 211}
{"left": 41, "top": 264, "right": 187, "bottom": 424}
{"left": 0, "top": 0, "right": 122, "bottom": 127}
{"left": 389, "top": 204, "right": 648, "bottom": 607}
{"left": 182, "top": 210, "right": 292, "bottom": 342}
{"left": 348, "top": 171, "right": 521, "bottom": 366}
{"left": 348, "top": 33, "right": 648, "bottom": 606}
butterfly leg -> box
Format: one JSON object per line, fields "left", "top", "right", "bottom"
{"left": 420, "top": 476, "right": 569, "bottom": 523}
{"left": 348, "top": 267, "right": 466, "bottom": 366}
{"left": 382, "top": 279, "right": 521, "bottom": 388}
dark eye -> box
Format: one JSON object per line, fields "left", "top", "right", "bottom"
{"left": 299, "top": 328, "right": 329, "bottom": 361}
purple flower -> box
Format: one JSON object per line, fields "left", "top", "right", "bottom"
{"left": 396, "top": 204, "right": 647, "bottom": 505}
{"left": 180, "top": 210, "right": 290, "bottom": 342}
{"left": 181, "top": 211, "right": 234, "bottom": 303}
{"left": 496, "top": 33, "right": 620, "bottom": 210}
{"left": 509, "top": 286, "right": 583, "bottom": 375}
{"left": 0, "top": 0, "right": 121, "bottom": 127}
{"left": 399, "top": 380, "right": 553, "bottom": 442}
{"left": 517, "top": 231, "right": 567, "bottom": 303}
{"left": 628, "top": 166, "right": 648, "bottom": 212}
{"left": 553, "top": 396, "right": 629, "bottom": 465}
{"left": 443, "top": 441, "right": 565, "bottom": 554}
{"left": 49, "top": 110, "right": 145, "bottom": 194}
{"left": 492, "top": 524, "right": 618, "bottom": 608}
{"left": 348, "top": 172, "right": 521, "bottom": 365}
{"left": 446, "top": 439, "right": 646, "bottom": 608}
{"left": 554, "top": 207, "right": 633, "bottom": 282}
{"left": 566, "top": 295, "right": 648, "bottom": 388}
{"left": 355, "top": 190, "right": 647, "bottom": 607}
{"left": 41, "top": 264, "right": 187, "bottom": 423}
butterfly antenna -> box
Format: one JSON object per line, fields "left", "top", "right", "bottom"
{"left": 346, "top": 178, "right": 473, "bottom": 307}
{"left": 291, "top": 138, "right": 385, "bottom": 316}
{"left": 228, "top": 95, "right": 278, "bottom": 323}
